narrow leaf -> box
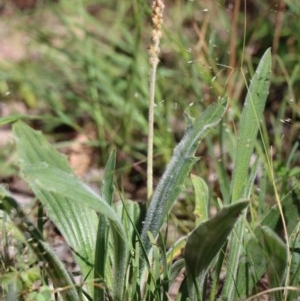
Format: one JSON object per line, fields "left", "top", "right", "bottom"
{"left": 222, "top": 48, "right": 272, "bottom": 300}
{"left": 140, "top": 100, "right": 226, "bottom": 271}
{"left": 231, "top": 48, "right": 272, "bottom": 202}
{"left": 94, "top": 149, "right": 116, "bottom": 301}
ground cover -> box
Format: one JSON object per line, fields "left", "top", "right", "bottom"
{"left": 0, "top": 0, "right": 299, "bottom": 300}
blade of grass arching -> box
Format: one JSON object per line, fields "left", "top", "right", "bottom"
{"left": 94, "top": 150, "right": 116, "bottom": 301}
{"left": 0, "top": 193, "right": 81, "bottom": 301}
{"left": 13, "top": 121, "right": 128, "bottom": 300}
{"left": 22, "top": 160, "right": 119, "bottom": 229}
{"left": 140, "top": 100, "right": 226, "bottom": 274}
{"left": 222, "top": 48, "right": 272, "bottom": 300}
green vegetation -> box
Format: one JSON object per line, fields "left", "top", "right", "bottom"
{"left": 0, "top": 0, "right": 299, "bottom": 300}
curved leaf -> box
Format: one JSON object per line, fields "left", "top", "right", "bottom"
{"left": 21, "top": 163, "right": 123, "bottom": 225}
{"left": 13, "top": 121, "right": 128, "bottom": 300}
{"left": 184, "top": 200, "right": 248, "bottom": 277}
{"left": 13, "top": 121, "right": 97, "bottom": 287}
{"left": 140, "top": 100, "right": 226, "bottom": 272}
{"left": 191, "top": 175, "right": 209, "bottom": 225}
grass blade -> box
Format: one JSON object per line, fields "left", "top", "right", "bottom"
{"left": 0, "top": 192, "right": 81, "bottom": 301}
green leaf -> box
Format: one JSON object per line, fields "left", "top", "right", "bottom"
{"left": 140, "top": 100, "right": 226, "bottom": 273}
{"left": 222, "top": 48, "right": 272, "bottom": 300}
{"left": 289, "top": 223, "right": 300, "bottom": 301}
{"left": 1, "top": 193, "right": 81, "bottom": 301}
{"left": 112, "top": 200, "right": 140, "bottom": 300}
{"left": 114, "top": 200, "right": 141, "bottom": 251}
{"left": 184, "top": 200, "right": 248, "bottom": 277}
{"left": 259, "top": 226, "right": 287, "bottom": 300}
{"left": 234, "top": 225, "right": 288, "bottom": 300}
{"left": 170, "top": 258, "right": 185, "bottom": 287}
{"left": 191, "top": 175, "right": 209, "bottom": 225}
{"left": 262, "top": 189, "right": 300, "bottom": 236}
{"left": 22, "top": 163, "right": 129, "bottom": 300}
{"left": 235, "top": 188, "right": 300, "bottom": 297}
{"left": 231, "top": 48, "right": 272, "bottom": 202}
{"left": 94, "top": 149, "right": 116, "bottom": 301}
{"left": 13, "top": 121, "right": 97, "bottom": 288}
{"left": 0, "top": 114, "right": 42, "bottom": 125}
{"left": 22, "top": 164, "right": 123, "bottom": 222}
{"left": 12, "top": 121, "right": 128, "bottom": 299}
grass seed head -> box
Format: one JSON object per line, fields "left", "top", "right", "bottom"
{"left": 149, "top": 0, "right": 165, "bottom": 65}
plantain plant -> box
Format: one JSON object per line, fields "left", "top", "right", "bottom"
{"left": 0, "top": 48, "right": 284, "bottom": 301}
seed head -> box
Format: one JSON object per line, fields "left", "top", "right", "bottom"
{"left": 149, "top": 0, "right": 165, "bottom": 65}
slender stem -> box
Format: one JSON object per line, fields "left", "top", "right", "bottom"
{"left": 147, "top": 58, "right": 159, "bottom": 200}
{"left": 147, "top": 0, "right": 164, "bottom": 201}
